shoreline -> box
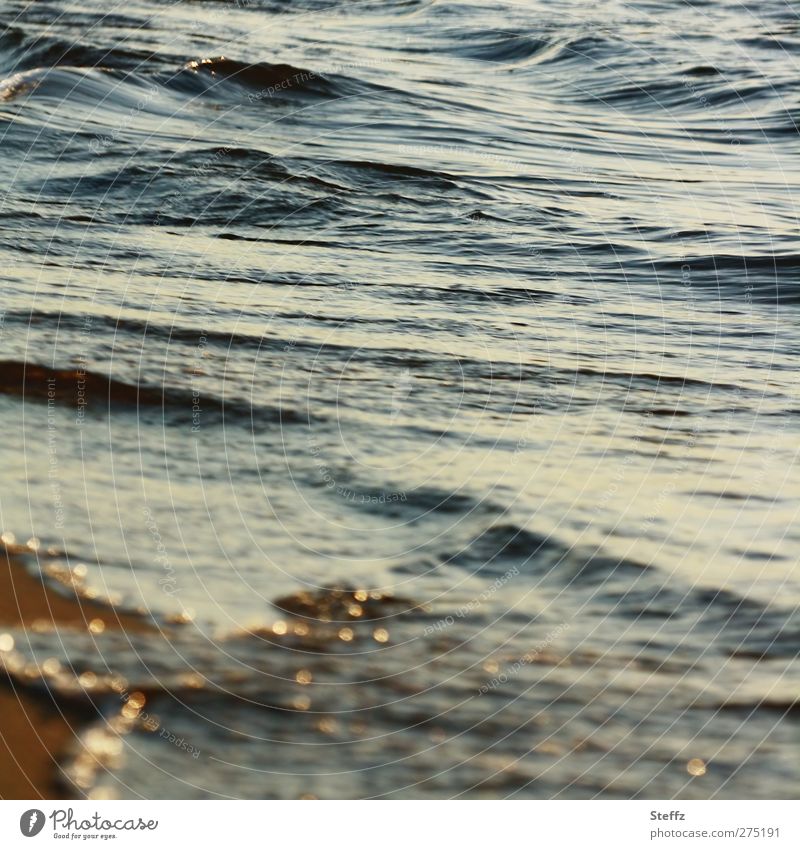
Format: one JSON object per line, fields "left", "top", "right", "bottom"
{"left": 0, "top": 546, "right": 152, "bottom": 799}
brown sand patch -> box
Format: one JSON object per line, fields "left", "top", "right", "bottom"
{"left": 0, "top": 548, "right": 153, "bottom": 799}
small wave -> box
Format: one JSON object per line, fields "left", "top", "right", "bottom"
{"left": 442, "top": 522, "right": 566, "bottom": 576}
{"left": 0, "top": 64, "right": 159, "bottom": 112}
{"left": 696, "top": 589, "right": 800, "bottom": 661}
{"left": 652, "top": 254, "right": 800, "bottom": 303}
{"left": 0, "top": 360, "right": 303, "bottom": 426}
{"left": 442, "top": 29, "right": 553, "bottom": 64}
{"left": 167, "top": 56, "right": 379, "bottom": 102}
{"left": 525, "top": 34, "right": 620, "bottom": 69}
{"left": 683, "top": 65, "right": 721, "bottom": 77}
{"left": 323, "top": 158, "right": 459, "bottom": 189}
{"left": 0, "top": 360, "right": 164, "bottom": 407}
{"left": 0, "top": 24, "right": 163, "bottom": 75}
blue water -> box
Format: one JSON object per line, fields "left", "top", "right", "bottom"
{"left": 0, "top": 0, "right": 798, "bottom": 798}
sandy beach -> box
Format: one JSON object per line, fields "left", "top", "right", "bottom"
{"left": 0, "top": 545, "right": 152, "bottom": 798}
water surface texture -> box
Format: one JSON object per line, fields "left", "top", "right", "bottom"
{"left": 0, "top": 0, "right": 799, "bottom": 798}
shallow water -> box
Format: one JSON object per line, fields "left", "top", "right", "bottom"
{"left": 0, "top": 0, "right": 798, "bottom": 798}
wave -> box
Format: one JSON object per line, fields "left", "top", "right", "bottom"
{"left": 577, "top": 76, "right": 788, "bottom": 112}
{"left": 0, "top": 64, "right": 160, "bottom": 110}
{"left": 169, "top": 56, "right": 334, "bottom": 97}
{"left": 0, "top": 52, "right": 382, "bottom": 114}
{"left": 0, "top": 360, "right": 303, "bottom": 425}
{"left": 0, "top": 24, "right": 165, "bottom": 75}
{"left": 166, "top": 55, "right": 392, "bottom": 102}
{"left": 0, "top": 360, "right": 163, "bottom": 407}
{"left": 330, "top": 158, "right": 456, "bottom": 182}
{"left": 439, "top": 29, "right": 554, "bottom": 64}
{"left": 650, "top": 254, "right": 800, "bottom": 303}
{"left": 441, "top": 522, "right": 568, "bottom": 577}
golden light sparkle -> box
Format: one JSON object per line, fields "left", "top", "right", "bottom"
{"left": 687, "top": 758, "right": 707, "bottom": 777}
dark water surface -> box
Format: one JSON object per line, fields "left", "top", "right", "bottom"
{"left": 0, "top": 0, "right": 799, "bottom": 798}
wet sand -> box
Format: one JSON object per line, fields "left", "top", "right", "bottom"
{"left": 0, "top": 547, "right": 152, "bottom": 799}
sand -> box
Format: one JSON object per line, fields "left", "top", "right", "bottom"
{"left": 0, "top": 547, "right": 152, "bottom": 799}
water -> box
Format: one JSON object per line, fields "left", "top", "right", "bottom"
{"left": 0, "top": 0, "right": 798, "bottom": 798}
